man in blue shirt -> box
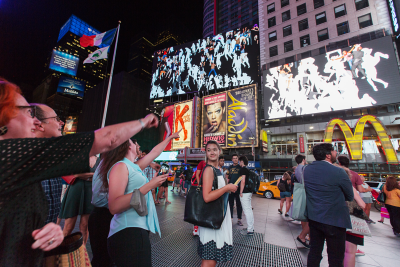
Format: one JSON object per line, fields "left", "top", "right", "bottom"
{"left": 304, "top": 143, "right": 354, "bottom": 267}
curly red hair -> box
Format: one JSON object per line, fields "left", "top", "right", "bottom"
{"left": 0, "top": 78, "right": 22, "bottom": 126}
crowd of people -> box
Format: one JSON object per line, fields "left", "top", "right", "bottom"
{"left": 1, "top": 78, "right": 399, "bottom": 267}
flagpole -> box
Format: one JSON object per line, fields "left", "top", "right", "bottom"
{"left": 101, "top": 21, "right": 121, "bottom": 128}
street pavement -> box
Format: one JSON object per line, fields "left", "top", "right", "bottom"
{"left": 65, "top": 186, "right": 400, "bottom": 266}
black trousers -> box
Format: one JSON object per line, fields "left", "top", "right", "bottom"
{"left": 88, "top": 207, "right": 114, "bottom": 267}
{"left": 385, "top": 204, "right": 400, "bottom": 234}
{"left": 229, "top": 192, "right": 242, "bottom": 219}
{"left": 108, "top": 227, "right": 152, "bottom": 267}
{"left": 307, "top": 220, "right": 346, "bottom": 267}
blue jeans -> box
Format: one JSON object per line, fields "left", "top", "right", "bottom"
{"left": 208, "top": 69, "right": 217, "bottom": 76}
{"left": 280, "top": 191, "right": 291, "bottom": 198}
{"left": 232, "top": 44, "right": 240, "bottom": 52}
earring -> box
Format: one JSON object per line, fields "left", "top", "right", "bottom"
{"left": 0, "top": 126, "right": 8, "bottom": 136}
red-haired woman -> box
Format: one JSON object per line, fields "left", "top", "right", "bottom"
{"left": 383, "top": 176, "right": 400, "bottom": 236}
{"left": 0, "top": 78, "right": 159, "bottom": 266}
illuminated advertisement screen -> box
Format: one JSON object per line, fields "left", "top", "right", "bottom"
{"left": 49, "top": 50, "right": 79, "bottom": 76}
{"left": 172, "top": 100, "right": 193, "bottom": 150}
{"left": 150, "top": 25, "right": 260, "bottom": 99}
{"left": 56, "top": 76, "right": 85, "bottom": 98}
{"left": 64, "top": 116, "right": 78, "bottom": 134}
{"left": 263, "top": 36, "right": 400, "bottom": 119}
{"left": 202, "top": 84, "right": 259, "bottom": 148}
{"left": 154, "top": 151, "right": 179, "bottom": 161}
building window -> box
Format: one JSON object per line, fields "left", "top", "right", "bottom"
{"left": 221, "top": 17, "right": 228, "bottom": 24}
{"left": 270, "top": 45, "right": 278, "bottom": 57}
{"left": 204, "top": 13, "right": 214, "bottom": 20}
{"left": 269, "top": 31, "right": 277, "bottom": 42}
{"left": 204, "top": 20, "right": 213, "bottom": 27}
{"left": 334, "top": 4, "right": 347, "bottom": 18}
{"left": 205, "top": 6, "right": 214, "bottom": 13}
{"left": 204, "top": 26, "right": 213, "bottom": 34}
{"left": 281, "top": 0, "right": 290, "bottom": 8}
{"left": 314, "top": 0, "right": 324, "bottom": 9}
{"left": 316, "top": 12, "right": 327, "bottom": 25}
{"left": 242, "top": 6, "right": 249, "bottom": 13}
{"left": 252, "top": 10, "right": 258, "bottom": 16}
{"left": 222, "top": 25, "right": 228, "bottom": 32}
{"left": 297, "top": 4, "right": 307, "bottom": 16}
{"left": 231, "top": 12, "right": 238, "bottom": 19}
{"left": 283, "top": 25, "right": 292, "bottom": 37}
{"left": 337, "top": 21, "right": 350, "bottom": 35}
{"left": 220, "top": 9, "right": 228, "bottom": 16}
{"left": 298, "top": 18, "right": 309, "bottom": 31}
{"left": 232, "top": 19, "right": 239, "bottom": 26}
{"left": 358, "top": 13, "right": 373, "bottom": 29}
{"left": 231, "top": 3, "right": 238, "bottom": 9}
{"left": 242, "top": 14, "right": 250, "bottom": 21}
{"left": 220, "top": 2, "right": 228, "bottom": 9}
{"left": 268, "top": 17, "right": 276, "bottom": 27}
{"left": 300, "top": 35, "right": 310, "bottom": 47}
{"left": 282, "top": 10, "right": 291, "bottom": 22}
{"left": 318, "top": 28, "right": 329, "bottom": 41}
{"left": 355, "top": 0, "right": 369, "bottom": 10}
{"left": 268, "top": 3, "right": 275, "bottom": 14}
{"left": 252, "top": 1, "right": 258, "bottom": 8}
{"left": 284, "top": 40, "right": 293, "bottom": 52}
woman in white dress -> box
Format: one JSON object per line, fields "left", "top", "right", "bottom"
{"left": 198, "top": 140, "right": 238, "bottom": 267}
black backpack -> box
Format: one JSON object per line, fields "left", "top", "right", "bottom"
{"left": 245, "top": 169, "right": 261, "bottom": 193}
{"left": 278, "top": 179, "right": 286, "bottom": 192}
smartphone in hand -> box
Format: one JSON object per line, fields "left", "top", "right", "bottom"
{"left": 158, "top": 163, "right": 170, "bottom": 176}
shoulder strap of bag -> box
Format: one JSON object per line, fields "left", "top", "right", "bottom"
{"left": 301, "top": 165, "right": 307, "bottom": 185}
{"left": 199, "top": 164, "right": 218, "bottom": 190}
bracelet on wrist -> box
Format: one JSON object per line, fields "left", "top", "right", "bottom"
{"left": 138, "top": 119, "right": 145, "bottom": 132}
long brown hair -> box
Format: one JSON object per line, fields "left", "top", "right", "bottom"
{"left": 386, "top": 176, "right": 400, "bottom": 191}
{"left": 99, "top": 140, "right": 130, "bottom": 191}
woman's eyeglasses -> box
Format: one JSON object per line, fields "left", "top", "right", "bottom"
{"left": 17, "top": 106, "right": 36, "bottom": 118}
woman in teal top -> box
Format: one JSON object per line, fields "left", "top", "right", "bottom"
{"left": 105, "top": 131, "right": 180, "bottom": 267}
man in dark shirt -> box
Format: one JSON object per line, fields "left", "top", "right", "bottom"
{"left": 226, "top": 154, "right": 243, "bottom": 226}
{"left": 238, "top": 156, "right": 254, "bottom": 235}
{"left": 183, "top": 166, "right": 193, "bottom": 196}
{"left": 171, "top": 166, "right": 183, "bottom": 193}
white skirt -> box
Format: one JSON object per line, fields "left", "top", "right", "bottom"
{"left": 198, "top": 204, "right": 233, "bottom": 262}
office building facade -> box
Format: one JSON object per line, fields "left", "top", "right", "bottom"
{"left": 258, "top": 0, "right": 392, "bottom": 68}
{"left": 203, "top": 0, "right": 259, "bottom": 38}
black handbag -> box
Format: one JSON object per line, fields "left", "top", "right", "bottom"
{"left": 184, "top": 165, "right": 229, "bottom": 229}
{"left": 377, "top": 191, "right": 386, "bottom": 203}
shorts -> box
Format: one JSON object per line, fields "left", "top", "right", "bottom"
{"left": 160, "top": 180, "right": 168, "bottom": 188}
{"left": 174, "top": 178, "right": 181, "bottom": 184}
{"left": 280, "top": 192, "right": 291, "bottom": 198}
{"left": 361, "top": 197, "right": 373, "bottom": 204}
{"left": 184, "top": 181, "right": 191, "bottom": 190}
{"left": 346, "top": 232, "right": 364, "bottom": 245}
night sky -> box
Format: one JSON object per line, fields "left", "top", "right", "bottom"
{"left": 0, "top": 0, "right": 203, "bottom": 96}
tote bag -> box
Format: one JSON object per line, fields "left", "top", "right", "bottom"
{"left": 347, "top": 215, "right": 372, "bottom": 237}
{"left": 43, "top": 232, "right": 91, "bottom": 267}
{"left": 184, "top": 165, "right": 229, "bottom": 229}
{"left": 290, "top": 166, "right": 308, "bottom": 222}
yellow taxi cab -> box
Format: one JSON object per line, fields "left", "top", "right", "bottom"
{"left": 256, "top": 180, "right": 281, "bottom": 199}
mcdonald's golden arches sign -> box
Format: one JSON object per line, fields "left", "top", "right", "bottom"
{"left": 323, "top": 115, "right": 399, "bottom": 164}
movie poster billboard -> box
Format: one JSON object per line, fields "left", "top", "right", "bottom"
{"left": 263, "top": 36, "right": 400, "bottom": 119}
{"left": 226, "top": 85, "right": 258, "bottom": 148}
{"left": 202, "top": 93, "right": 227, "bottom": 146}
{"left": 201, "top": 84, "right": 258, "bottom": 148}
{"left": 171, "top": 100, "right": 193, "bottom": 150}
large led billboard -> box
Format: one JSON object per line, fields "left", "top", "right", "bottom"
{"left": 56, "top": 76, "right": 85, "bottom": 98}
{"left": 49, "top": 50, "right": 79, "bottom": 76}
{"left": 202, "top": 84, "right": 259, "bottom": 148}
{"left": 263, "top": 36, "right": 400, "bottom": 119}
{"left": 150, "top": 25, "right": 260, "bottom": 99}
